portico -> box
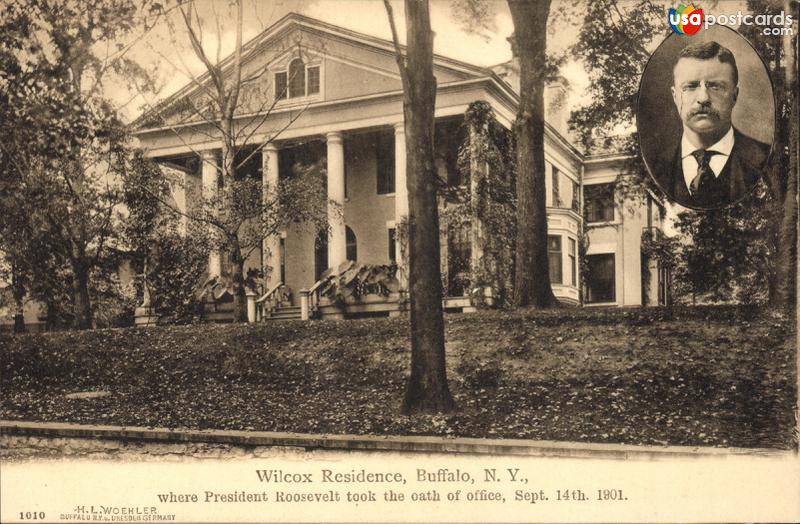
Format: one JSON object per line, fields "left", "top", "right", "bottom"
{"left": 130, "top": 12, "right": 639, "bottom": 323}
{"left": 258, "top": 121, "right": 412, "bottom": 305}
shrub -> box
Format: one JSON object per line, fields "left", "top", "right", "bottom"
{"left": 147, "top": 229, "right": 210, "bottom": 324}
{"left": 92, "top": 272, "right": 138, "bottom": 328}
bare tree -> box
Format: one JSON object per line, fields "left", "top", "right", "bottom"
{"left": 384, "top": 0, "right": 455, "bottom": 414}
{"left": 139, "top": 0, "right": 327, "bottom": 322}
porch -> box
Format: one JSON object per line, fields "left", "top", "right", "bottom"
{"left": 136, "top": 117, "right": 497, "bottom": 325}
{"left": 137, "top": 112, "right": 587, "bottom": 325}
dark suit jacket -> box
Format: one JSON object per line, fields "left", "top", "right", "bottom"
{"left": 648, "top": 128, "right": 770, "bottom": 209}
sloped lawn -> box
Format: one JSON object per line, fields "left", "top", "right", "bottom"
{"left": 0, "top": 306, "right": 796, "bottom": 449}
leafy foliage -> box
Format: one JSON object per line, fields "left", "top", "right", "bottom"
{"left": 146, "top": 231, "right": 211, "bottom": 324}
{"left": 0, "top": 0, "right": 163, "bottom": 329}
{"left": 89, "top": 267, "right": 138, "bottom": 329}
{"left": 121, "top": 154, "right": 212, "bottom": 324}
{"left": 640, "top": 225, "right": 679, "bottom": 306}
{"left": 570, "top": 0, "right": 667, "bottom": 152}
{"left": 672, "top": 185, "right": 778, "bottom": 304}
{"left": 443, "top": 102, "right": 518, "bottom": 305}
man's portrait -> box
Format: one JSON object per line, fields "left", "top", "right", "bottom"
{"left": 638, "top": 27, "right": 774, "bottom": 209}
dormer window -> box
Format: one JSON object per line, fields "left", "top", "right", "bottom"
{"left": 275, "top": 58, "right": 321, "bottom": 101}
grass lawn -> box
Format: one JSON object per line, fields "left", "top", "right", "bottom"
{"left": 0, "top": 306, "right": 796, "bottom": 449}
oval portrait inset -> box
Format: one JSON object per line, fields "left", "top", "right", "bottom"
{"left": 637, "top": 25, "right": 774, "bottom": 210}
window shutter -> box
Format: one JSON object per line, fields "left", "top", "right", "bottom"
{"left": 275, "top": 72, "right": 287, "bottom": 100}
{"left": 307, "top": 66, "right": 320, "bottom": 94}
{"left": 568, "top": 238, "right": 577, "bottom": 286}
{"left": 346, "top": 226, "right": 357, "bottom": 262}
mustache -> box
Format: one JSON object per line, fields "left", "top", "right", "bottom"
{"left": 689, "top": 107, "right": 720, "bottom": 118}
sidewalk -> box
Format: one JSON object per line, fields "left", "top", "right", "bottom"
{"left": 1, "top": 420, "right": 787, "bottom": 460}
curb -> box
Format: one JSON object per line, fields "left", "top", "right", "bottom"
{"left": 1, "top": 420, "right": 790, "bottom": 460}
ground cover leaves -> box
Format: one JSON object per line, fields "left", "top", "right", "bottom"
{"left": 0, "top": 306, "right": 795, "bottom": 449}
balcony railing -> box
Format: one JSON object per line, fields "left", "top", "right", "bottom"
{"left": 254, "top": 282, "right": 290, "bottom": 321}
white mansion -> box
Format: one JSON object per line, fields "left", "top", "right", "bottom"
{"left": 0, "top": 13, "right": 669, "bottom": 329}
{"left": 132, "top": 13, "right": 670, "bottom": 322}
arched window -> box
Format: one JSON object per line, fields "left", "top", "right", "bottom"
{"left": 275, "top": 58, "right": 321, "bottom": 101}
{"left": 288, "top": 58, "right": 305, "bottom": 98}
{"left": 346, "top": 226, "right": 357, "bottom": 262}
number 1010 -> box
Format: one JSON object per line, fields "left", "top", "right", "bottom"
{"left": 19, "top": 512, "right": 46, "bottom": 520}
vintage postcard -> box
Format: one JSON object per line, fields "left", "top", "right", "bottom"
{"left": 1, "top": 0, "right": 798, "bottom": 522}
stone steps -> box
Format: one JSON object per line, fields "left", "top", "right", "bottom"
{"left": 266, "top": 305, "right": 302, "bottom": 321}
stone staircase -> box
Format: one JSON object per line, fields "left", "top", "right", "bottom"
{"left": 265, "top": 304, "right": 302, "bottom": 321}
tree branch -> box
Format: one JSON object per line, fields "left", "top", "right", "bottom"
{"left": 383, "top": 0, "right": 409, "bottom": 92}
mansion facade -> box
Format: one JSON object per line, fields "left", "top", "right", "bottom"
{"left": 130, "top": 14, "right": 669, "bottom": 322}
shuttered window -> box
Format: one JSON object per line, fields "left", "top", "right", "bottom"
{"left": 275, "top": 72, "right": 287, "bottom": 100}
{"left": 307, "top": 66, "right": 320, "bottom": 94}
{"left": 388, "top": 228, "right": 396, "bottom": 263}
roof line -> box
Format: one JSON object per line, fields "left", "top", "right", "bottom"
{"left": 134, "top": 77, "right": 510, "bottom": 136}
{"left": 135, "top": 12, "right": 492, "bottom": 128}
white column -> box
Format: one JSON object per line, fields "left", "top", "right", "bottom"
{"left": 394, "top": 123, "right": 408, "bottom": 222}
{"left": 262, "top": 143, "right": 281, "bottom": 289}
{"left": 201, "top": 150, "right": 221, "bottom": 278}
{"left": 393, "top": 123, "right": 408, "bottom": 287}
{"left": 326, "top": 131, "right": 346, "bottom": 272}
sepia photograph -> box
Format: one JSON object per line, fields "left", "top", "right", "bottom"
{"left": 1, "top": 0, "right": 798, "bottom": 522}
{"left": 638, "top": 24, "right": 775, "bottom": 209}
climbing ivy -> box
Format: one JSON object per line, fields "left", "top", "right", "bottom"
{"left": 640, "top": 227, "right": 679, "bottom": 306}
{"left": 440, "top": 101, "right": 517, "bottom": 307}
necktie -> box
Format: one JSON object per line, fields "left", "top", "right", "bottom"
{"left": 690, "top": 149, "right": 719, "bottom": 196}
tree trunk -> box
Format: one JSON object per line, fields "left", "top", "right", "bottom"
{"left": 508, "top": 0, "right": 557, "bottom": 308}
{"left": 71, "top": 257, "right": 92, "bottom": 330}
{"left": 773, "top": 1, "right": 798, "bottom": 310}
{"left": 231, "top": 241, "right": 248, "bottom": 323}
{"left": 11, "top": 261, "right": 26, "bottom": 333}
{"left": 400, "top": 0, "right": 454, "bottom": 414}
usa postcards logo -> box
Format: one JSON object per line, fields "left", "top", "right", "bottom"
{"left": 668, "top": 4, "right": 704, "bottom": 35}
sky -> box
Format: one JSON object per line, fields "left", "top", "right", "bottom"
{"left": 114, "top": 0, "right": 590, "bottom": 122}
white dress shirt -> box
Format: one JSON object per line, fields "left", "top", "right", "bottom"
{"left": 680, "top": 127, "right": 735, "bottom": 195}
